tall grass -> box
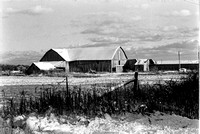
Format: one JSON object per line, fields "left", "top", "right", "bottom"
{"left": 1, "top": 72, "right": 199, "bottom": 119}
{"left": 143, "top": 72, "right": 199, "bottom": 118}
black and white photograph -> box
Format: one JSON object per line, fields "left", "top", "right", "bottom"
{"left": 0, "top": 0, "right": 199, "bottom": 133}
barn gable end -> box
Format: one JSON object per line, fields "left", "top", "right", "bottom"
{"left": 111, "top": 46, "right": 128, "bottom": 72}
{"left": 40, "top": 49, "right": 66, "bottom": 61}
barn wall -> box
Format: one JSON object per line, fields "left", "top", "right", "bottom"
{"left": 69, "top": 60, "right": 111, "bottom": 72}
{"left": 112, "top": 48, "right": 127, "bottom": 70}
{"left": 144, "top": 63, "right": 149, "bottom": 71}
{"left": 40, "top": 49, "right": 65, "bottom": 61}
{"left": 156, "top": 64, "right": 198, "bottom": 71}
{"left": 65, "top": 62, "right": 69, "bottom": 72}
{"left": 135, "top": 65, "right": 144, "bottom": 71}
{"left": 149, "top": 65, "right": 158, "bottom": 71}
{"left": 181, "top": 64, "right": 199, "bottom": 70}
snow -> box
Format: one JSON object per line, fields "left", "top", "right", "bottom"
{"left": 16, "top": 112, "right": 198, "bottom": 134}
{"left": 26, "top": 116, "right": 40, "bottom": 131}
{"left": 0, "top": 73, "right": 184, "bottom": 86}
{"left": 33, "top": 62, "right": 56, "bottom": 71}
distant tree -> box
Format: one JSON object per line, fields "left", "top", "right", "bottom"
{"left": 0, "top": 64, "right": 29, "bottom": 72}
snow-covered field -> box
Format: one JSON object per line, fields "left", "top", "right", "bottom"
{"left": 0, "top": 73, "right": 185, "bottom": 86}
{"left": 5, "top": 112, "right": 198, "bottom": 134}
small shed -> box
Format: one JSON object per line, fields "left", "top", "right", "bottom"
{"left": 26, "top": 62, "right": 56, "bottom": 74}
{"left": 135, "top": 59, "right": 156, "bottom": 71}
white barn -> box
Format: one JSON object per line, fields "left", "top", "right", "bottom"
{"left": 26, "top": 46, "right": 128, "bottom": 74}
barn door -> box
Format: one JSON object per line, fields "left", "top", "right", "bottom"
{"left": 118, "top": 50, "right": 121, "bottom": 65}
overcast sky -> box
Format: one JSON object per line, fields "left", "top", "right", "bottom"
{"left": 0, "top": 0, "right": 199, "bottom": 64}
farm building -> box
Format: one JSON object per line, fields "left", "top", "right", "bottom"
{"left": 26, "top": 61, "right": 66, "bottom": 75}
{"left": 155, "top": 60, "right": 198, "bottom": 71}
{"left": 27, "top": 46, "right": 128, "bottom": 74}
{"left": 123, "top": 59, "right": 137, "bottom": 72}
{"left": 134, "top": 59, "right": 157, "bottom": 72}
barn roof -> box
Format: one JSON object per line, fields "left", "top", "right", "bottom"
{"left": 156, "top": 60, "right": 198, "bottom": 64}
{"left": 135, "top": 59, "right": 157, "bottom": 65}
{"left": 135, "top": 59, "right": 148, "bottom": 65}
{"left": 33, "top": 62, "right": 56, "bottom": 70}
{"left": 51, "top": 49, "right": 70, "bottom": 61}
{"left": 49, "top": 61, "right": 66, "bottom": 67}
{"left": 51, "top": 46, "right": 127, "bottom": 61}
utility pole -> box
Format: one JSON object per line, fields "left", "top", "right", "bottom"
{"left": 184, "top": 0, "right": 200, "bottom": 118}
{"left": 178, "top": 51, "right": 181, "bottom": 71}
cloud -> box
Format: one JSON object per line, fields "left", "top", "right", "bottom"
{"left": 158, "top": 27, "right": 198, "bottom": 40}
{"left": 154, "top": 40, "right": 198, "bottom": 51}
{"left": 130, "top": 16, "right": 142, "bottom": 21}
{"left": 27, "top": 5, "right": 53, "bottom": 15}
{"left": 80, "top": 12, "right": 142, "bottom": 38}
{"left": 178, "top": 27, "right": 199, "bottom": 38}
{"left": 2, "top": 0, "right": 26, "bottom": 2}
{"left": 195, "top": 11, "right": 199, "bottom": 16}
{"left": 163, "top": 25, "right": 178, "bottom": 32}
{"left": 81, "top": 19, "right": 198, "bottom": 44}
{"left": 141, "top": 4, "right": 149, "bottom": 9}
{"left": 4, "top": 5, "right": 53, "bottom": 16}
{"left": 127, "top": 40, "right": 198, "bottom": 60}
{"left": 125, "top": 3, "right": 150, "bottom": 9}
{"left": 164, "top": 9, "right": 191, "bottom": 17}
{"left": 74, "top": 8, "right": 198, "bottom": 50}
{"left": 80, "top": 12, "right": 125, "bottom": 35}
{"left": 79, "top": 10, "right": 183, "bottom": 45}
{"left": 4, "top": 7, "right": 16, "bottom": 13}
{"left": 140, "top": 33, "right": 163, "bottom": 42}
{"left": 172, "top": 10, "right": 191, "bottom": 16}
{"left": 85, "top": 36, "right": 131, "bottom": 48}
{"left": 0, "top": 51, "right": 43, "bottom": 65}
{"left": 81, "top": 28, "right": 101, "bottom": 35}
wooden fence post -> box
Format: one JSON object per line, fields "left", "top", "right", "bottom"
{"left": 134, "top": 72, "right": 138, "bottom": 92}
{"left": 66, "top": 75, "right": 69, "bottom": 96}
